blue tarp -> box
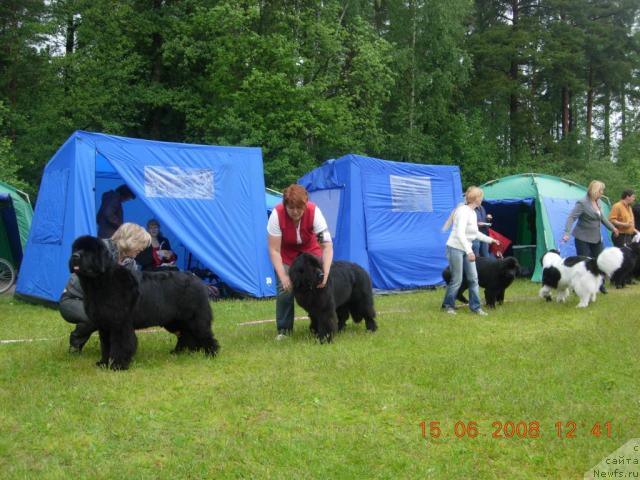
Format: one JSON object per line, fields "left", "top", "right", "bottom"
{"left": 265, "top": 190, "right": 282, "bottom": 214}
{"left": 298, "top": 154, "right": 463, "bottom": 290}
{"left": 17, "top": 131, "right": 276, "bottom": 302}
{"left": 542, "top": 196, "right": 613, "bottom": 258}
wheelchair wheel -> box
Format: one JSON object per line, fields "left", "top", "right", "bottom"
{"left": 0, "top": 258, "right": 15, "bottom": 294}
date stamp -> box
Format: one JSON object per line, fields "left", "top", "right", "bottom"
{"left": 419, "top": 420, "right": 614, "bottom": 440}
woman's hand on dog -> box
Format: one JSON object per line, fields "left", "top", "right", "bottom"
{"left": 281, "top": 274, "right": 292, "bottom": 291}
{"left": 317, "top": 272, "right": 329, "bottom": 289}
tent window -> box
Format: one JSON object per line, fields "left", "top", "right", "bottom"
{"left": 389, "top": 175, "right": 432, "bottom": 212}
{"left": 144, "top": 166, "right": 214, "bottom": 199}
{"left": 31, "top": 169, "right": 69, "bottom": 245}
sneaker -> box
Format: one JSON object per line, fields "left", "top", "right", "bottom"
{"left": 474, "top": 308, "right": 489, "bottom": 316}
{"left": 275, "top": 333, "right": 290, "bottom": 341}
{"left": 443, "top": 307, "right": 457, "bottom": 315}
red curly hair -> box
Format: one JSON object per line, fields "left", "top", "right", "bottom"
{"left": 282, "top": 184, "right": 309, "bottom": 209}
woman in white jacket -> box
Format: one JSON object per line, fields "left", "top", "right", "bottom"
{"left": 441, "top": 186, "right": 499, "bottom": 316}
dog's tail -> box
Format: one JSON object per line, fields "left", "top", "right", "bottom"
{"left": 442, "top": 267, "right": 451, "bottom": 285}
{"left": 596, "top": 247, "right": 623, "bottom": 277}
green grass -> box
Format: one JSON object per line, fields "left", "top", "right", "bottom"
{"left": 0, "top": 280, "right": 638, "bottom": 479}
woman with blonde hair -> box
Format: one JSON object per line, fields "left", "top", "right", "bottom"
{"left": 562, "top": 180, "right": 618, "bottom": 293}
{"left": 60, "top": 223, "right": 151, "bottom": 353}
{"left": 441, "top": 187, "right": 500, "bottom": 316}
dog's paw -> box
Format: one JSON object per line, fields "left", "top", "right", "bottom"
{"left": 108, "top": 362, "right": 129, "bottom": 371}
{"left": 317, "top": 334, "right": 333, "bottom": 344}
{"left": 108, "top": 358, "right": 130, "bottom": 371}
{"left": 95, "top": 360, "right": 108, "bottom": 368}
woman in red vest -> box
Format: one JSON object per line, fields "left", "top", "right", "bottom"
{"left": 267, "top": 184, "right": 333, "bottom": 339}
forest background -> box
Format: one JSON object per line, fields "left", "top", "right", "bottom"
{"left": 1, "top": 0, "right": 639, "bottom": 200}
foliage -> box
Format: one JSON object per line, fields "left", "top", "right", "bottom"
{"left": 0, "top": 102, "right": 28, "bottom": 191}
{"left": 0, "top": 0, "right": 638, "bottom": 193}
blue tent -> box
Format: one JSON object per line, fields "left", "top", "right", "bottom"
{"left": 298, "top": 154, "right": 463, "bottom": 290}
{"left": 265, "top": 189, "right": 282, "bottom": 215}
{"left": 17, "top": 131, "right": 276, "bottom": 302}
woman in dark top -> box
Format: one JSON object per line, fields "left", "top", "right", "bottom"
{"left": 136, "top": 219, "right": 177, "bottom": 271}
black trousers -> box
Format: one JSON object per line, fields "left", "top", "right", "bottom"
{"left": 574, "top": 238, "right": 604, "bottom": 258}
{"left": 59, "top": 296, "right": 96, "bottom": 349}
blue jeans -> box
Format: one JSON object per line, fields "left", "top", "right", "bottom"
{"left": 442, "top": 246, "right": 482, "bottom": 312}
{"left": 472, "top": 239, "right": 491, "bottom": 258}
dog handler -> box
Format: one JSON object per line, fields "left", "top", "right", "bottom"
{"left": 441, "top": 186, "right": 500, "bottom": 316}
{"left": 562, "top": 180, "right": 618, "bottom": 293}
{"left": 59, "top": 223, "right": 151, "bottom": 353}
{"left": 267, "top": 184, "right": 333, "bottom": 340}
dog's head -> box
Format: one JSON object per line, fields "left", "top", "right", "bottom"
{"left": 628, "top": 242, "right": 640, "bottom": 257}
{"left": 289, "top": 253, "right": 324, "bottom": 291}
{"left": 540, "top": 248, "right": 560, "bottom": 267}
{"left": 500, "top": 256, "right": 520, "bottom": 282}
{"left": 69, "top": 236, "right": 114, "bottom": 278}
{"left": 541, "top": 250, "right": 562, "bottom": 269}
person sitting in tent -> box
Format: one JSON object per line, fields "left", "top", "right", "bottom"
{"left": 59, "top": 223, "right": 151, "bottom": 353}
{"left": 96, "top": 184, "right": 136, "bottom": 239}
{"left": 136, "top": 219, "right": 177, "bottom": 271}
{"left": 267, "top": 184, "right": 333, "bottom": 340}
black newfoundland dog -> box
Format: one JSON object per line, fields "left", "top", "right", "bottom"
{"left": 69, "top": 236, "right": 219, "bottom": 370}
{"left": 289, "top": 253, "right": 377, "bottom": 342}
{"left": 442, "top": 256, "right": 520, "bottom": 308}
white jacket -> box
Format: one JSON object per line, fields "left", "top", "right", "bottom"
{"left": 446, "top": 204, "right": 493, "bottom": 254}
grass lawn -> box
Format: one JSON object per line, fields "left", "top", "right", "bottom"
{"left": 0, "top": 279, "right": 638, "bottom": 479}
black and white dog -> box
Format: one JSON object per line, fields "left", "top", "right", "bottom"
{"left": 539, "top": 250, "right": 603, "bottom": 308}
{"left": 596, "top": 244, "right": 640, "bottom": 288}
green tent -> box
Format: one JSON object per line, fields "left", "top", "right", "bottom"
{"left": 0, "top": 181, "right": 33, "bottom": 268}
{"left": 481, "top": 173, "right": 612, "bottom": 281}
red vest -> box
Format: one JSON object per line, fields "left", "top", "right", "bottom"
{"left": 275, "top": 202, "right": 322, "bottom": 265}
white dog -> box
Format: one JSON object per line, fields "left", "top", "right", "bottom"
{"left": 539, "top": 250, "right": 603, "bottom": 308}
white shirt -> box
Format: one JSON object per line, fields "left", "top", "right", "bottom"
{"left": 267, "top": 207, "right": 331, "bottom": 243}
{"left": 446, "top": 204, "right": 493, "bottom": 254}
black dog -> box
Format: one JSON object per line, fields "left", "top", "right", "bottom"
{"left": 289, "top": 253, "right": 377, "bottom": 342}
{"left": 442, "top": 256, "right": 520, "bottom": 308}
{"left": 597, "top": 244, "right": 640, "bottom": 288}
{"left": 69, "top": 236, "right": 219, "bottom": 370}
